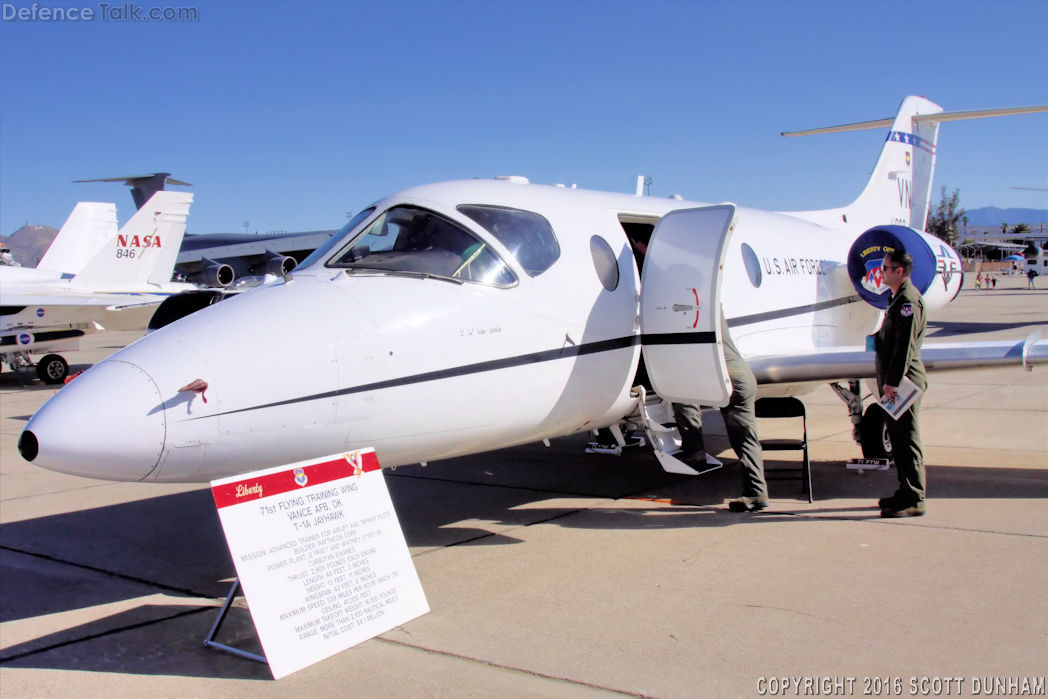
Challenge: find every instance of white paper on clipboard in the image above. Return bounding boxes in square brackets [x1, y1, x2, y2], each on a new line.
[878, 376, 923, 421]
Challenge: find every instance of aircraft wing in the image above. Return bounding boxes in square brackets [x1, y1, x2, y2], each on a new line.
[2, 290, 173, 310]
[175, 230, 334, 284]
[748, 335, 1048, 384]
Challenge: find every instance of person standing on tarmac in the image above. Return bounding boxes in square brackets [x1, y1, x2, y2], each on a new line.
[875, 249, 928, 518]
[719, 320, 769, 513]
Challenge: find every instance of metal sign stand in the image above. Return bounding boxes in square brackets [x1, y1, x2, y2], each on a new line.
[202, 577, 267, 665]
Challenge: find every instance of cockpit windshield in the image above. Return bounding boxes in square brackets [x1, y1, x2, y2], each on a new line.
[457, 205, 560, 276]
[327, 206, 517, 287]
[298, 207, 376, 269]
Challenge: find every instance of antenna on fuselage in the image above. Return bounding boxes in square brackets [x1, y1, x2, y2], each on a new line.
[635, 176, 653, 196]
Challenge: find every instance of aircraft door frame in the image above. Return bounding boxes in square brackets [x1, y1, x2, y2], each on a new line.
[640, 205, 736, 407]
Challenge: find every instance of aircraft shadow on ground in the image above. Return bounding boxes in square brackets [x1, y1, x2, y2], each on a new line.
[0, 602, 272, 680]
[927, 319, 1048, 337]
[961, 289, 1044, 298]
[0, 361, 94, 392]
[1, 439, 1044, 679]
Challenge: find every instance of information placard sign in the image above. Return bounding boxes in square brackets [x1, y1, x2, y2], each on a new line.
[211, 449, 428, 679]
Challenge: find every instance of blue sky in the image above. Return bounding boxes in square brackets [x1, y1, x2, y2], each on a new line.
[1, 0, 1046, 235]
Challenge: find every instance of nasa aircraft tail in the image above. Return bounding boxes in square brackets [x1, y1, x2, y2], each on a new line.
[69, 190, 193, 290]
[36, 202, 119, 276]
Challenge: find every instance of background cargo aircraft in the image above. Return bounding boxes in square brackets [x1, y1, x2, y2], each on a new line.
[0, 191, 195, 382]
[17, 96, 1048, 481]
[76, 174, 316, 288]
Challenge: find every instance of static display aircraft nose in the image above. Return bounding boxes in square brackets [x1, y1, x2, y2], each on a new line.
[20, 360, 167, 481]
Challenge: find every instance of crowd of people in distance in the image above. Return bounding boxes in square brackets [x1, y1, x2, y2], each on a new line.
[974, 272, 999, 290]
[975, 269, 1039, 290]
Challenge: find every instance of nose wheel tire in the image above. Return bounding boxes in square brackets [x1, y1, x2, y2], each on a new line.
[36, 354, 69, 385]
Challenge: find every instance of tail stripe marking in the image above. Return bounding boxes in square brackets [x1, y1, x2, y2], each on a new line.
[886, 131, 935, 154]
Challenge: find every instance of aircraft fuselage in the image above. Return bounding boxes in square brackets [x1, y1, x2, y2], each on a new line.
[20, 179, 893, 482]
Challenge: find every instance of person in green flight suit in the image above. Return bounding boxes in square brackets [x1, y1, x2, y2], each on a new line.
[875, 249, 928, 518]
[674, 314, 769, 513]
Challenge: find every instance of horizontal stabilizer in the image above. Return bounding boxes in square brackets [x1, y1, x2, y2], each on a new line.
[782, 104, 1048, 137]
[75, 173, 192, 210]
[75, 174, 192, 186]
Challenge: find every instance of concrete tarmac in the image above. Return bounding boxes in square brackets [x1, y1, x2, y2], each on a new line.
[2, 275, 1046, 697]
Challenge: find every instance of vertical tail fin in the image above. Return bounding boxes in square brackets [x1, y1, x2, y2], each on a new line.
[70, 191, 193, 290]
[849, 95, 943, 230]
[36, 202, 119, 276]
[908, 110, 941, 231]
[784, 98, 1046, 233]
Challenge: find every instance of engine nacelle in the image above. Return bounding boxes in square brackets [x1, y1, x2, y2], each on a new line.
[847, 225, 963, 312]
[252, 251, 297, 277]
[186, 261, 235, 288]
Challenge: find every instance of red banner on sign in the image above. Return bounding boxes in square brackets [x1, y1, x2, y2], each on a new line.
[211, 450, 380, 509]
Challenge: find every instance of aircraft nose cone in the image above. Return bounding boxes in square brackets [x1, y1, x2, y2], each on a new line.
[20, 360, 167, 481]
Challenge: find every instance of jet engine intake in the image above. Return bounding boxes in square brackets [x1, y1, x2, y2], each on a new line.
[252, 251, 297, 277]
[186, 260, 235, 288]
[847, 225, 963, 311]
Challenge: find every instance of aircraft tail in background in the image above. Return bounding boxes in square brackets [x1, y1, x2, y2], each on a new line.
[35, 202, 119, 276]
[69, 191, 193, 290]
[74, 173, 192, 211]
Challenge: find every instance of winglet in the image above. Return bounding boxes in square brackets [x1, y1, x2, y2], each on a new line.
[1022, 330, 1043, 372]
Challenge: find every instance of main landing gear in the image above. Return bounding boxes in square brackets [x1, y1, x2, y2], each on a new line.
[2, 352, 70, 384]
[831, 380, 894, 460]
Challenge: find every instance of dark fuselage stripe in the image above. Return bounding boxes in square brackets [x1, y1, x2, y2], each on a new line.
[1, 329, 85, 346]
[726, 295, 862, 328]
[640, 331, 717, 345]
[196, 296, 862, 419]
[202, 334, 651, 418]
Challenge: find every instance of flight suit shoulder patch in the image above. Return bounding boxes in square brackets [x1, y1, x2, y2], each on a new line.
[900, 303, 914, 317]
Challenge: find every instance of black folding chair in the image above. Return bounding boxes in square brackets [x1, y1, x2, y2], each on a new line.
[755, 397, 812, 502]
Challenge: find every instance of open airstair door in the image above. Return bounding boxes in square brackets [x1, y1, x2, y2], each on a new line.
[640, 205, 736, 408]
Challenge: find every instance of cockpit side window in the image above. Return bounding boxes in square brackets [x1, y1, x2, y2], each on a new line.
[457, 205, 560, 276]
[328, 206, 516, 287]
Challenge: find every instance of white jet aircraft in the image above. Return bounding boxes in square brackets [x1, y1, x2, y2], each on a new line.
[17, 96, 1048, 480]
[1, 191, 196, 382]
